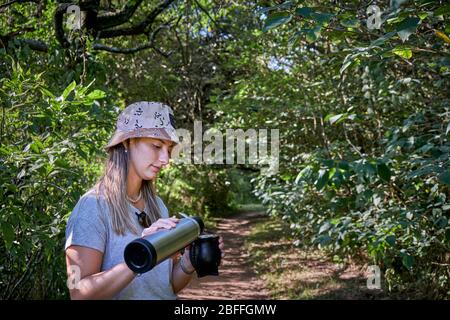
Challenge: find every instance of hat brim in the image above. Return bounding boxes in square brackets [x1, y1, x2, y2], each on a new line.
[104, 128, 179, 151]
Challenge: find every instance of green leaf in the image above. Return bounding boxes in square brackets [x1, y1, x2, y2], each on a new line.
[370, 31, 397, 47]
[340, 16, 360, 28]
[392, 46, 412, 59]
[305, 25, 322, 43]
[256, 1, 294, 15]
[263, 12, 292, 32]
[295, 166, 313, 184]
[317, 234, 332, 246]
[406, 165, 435, 180]
[327, 114, 344, 124]
[434, 5, 450, 16]
[328, 167, 337, 179]
[5, 183, 18, 193]
[402, 254, 414, 270]
[319, 221, 331, 234]
[340, 53, 362, 75]
[438, 170, 450, 186]
[62, 81, 76, 100]
[435, 216, 448, 229]
[390, 0, 407, 9]
[55, 158, 70, 169]
[417, 11, 429, 20]
[1, 222, 15, 248]
[363, 162, 377, 176]
[396, 17, 420, 42]
[295, 8, 333, 25]
[295, 7, 313, 18]
[0, 145, 11, 155]
[315, 169, 329, 191]
[40, 87, 55, 98]
[313, 12, 333, 25]
[385, 235, 396, 247]
[17, 168, 26, 179]
[86, 89, 106, 100]
[75, 146, 88, 160]
[337, 161, 349, 171]
[377, 163, 391, 182]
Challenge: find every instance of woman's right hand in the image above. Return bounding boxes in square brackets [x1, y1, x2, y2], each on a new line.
[141, 216, 179, 237]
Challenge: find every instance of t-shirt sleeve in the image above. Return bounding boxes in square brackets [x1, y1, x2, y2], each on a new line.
[65, 193, 108, 253]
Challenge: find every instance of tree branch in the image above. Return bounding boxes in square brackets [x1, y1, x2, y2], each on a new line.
[192, 0, 226, 35]
[92, 42, 155, 54]
[0, 33, 48, 52]
[54, 1, 101, 48]
[96, 0, 144, 30]
[92, 23, 172, 56]
[97, 0, 175, 39]
[54, 3, 71, 48]
[18, 38, 48, 52]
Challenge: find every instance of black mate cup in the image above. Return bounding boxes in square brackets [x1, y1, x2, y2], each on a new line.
[189, 233, 222, 278]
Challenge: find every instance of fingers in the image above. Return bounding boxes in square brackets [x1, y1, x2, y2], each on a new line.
[159, 218, 178, 228]
[141, 217, 179, 237]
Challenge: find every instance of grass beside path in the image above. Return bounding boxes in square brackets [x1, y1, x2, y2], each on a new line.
[244, 214, 389, 300]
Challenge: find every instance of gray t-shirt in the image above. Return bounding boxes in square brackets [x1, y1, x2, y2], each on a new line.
[64, 188, 178, 300]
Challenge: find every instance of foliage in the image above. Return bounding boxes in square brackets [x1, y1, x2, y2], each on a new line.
[236, 0, 450, 298]
[1, 0, 449, 299]
[0, 55, 114, 298]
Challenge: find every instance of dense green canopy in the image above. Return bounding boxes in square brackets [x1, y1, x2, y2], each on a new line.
[0, 0, 449, 299]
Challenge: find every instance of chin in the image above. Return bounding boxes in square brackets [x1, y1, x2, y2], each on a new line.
[145, 171, 157, 180]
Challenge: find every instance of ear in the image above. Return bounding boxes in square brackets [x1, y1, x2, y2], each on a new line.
[122, 139, 130, 150]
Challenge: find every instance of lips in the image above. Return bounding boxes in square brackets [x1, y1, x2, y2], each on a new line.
[150, 165, 161, 173]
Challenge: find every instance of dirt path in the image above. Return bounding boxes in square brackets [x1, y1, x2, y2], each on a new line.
[177, 211, 270, 300]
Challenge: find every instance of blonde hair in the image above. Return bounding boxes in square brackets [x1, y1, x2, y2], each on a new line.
[93, 140, 162, 235]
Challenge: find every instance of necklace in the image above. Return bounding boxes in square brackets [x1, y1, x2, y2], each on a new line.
[126, 190, 142, 203]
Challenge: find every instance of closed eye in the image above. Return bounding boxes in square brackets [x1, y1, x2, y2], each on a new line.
[153, 144, 162, 149]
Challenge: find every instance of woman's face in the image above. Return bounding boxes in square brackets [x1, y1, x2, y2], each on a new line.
[128, 137, 175, 180]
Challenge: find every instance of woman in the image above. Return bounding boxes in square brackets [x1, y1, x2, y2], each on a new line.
[64, 101, 225, 300]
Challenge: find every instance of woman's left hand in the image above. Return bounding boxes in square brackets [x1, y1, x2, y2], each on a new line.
[182, 235, 226, 271]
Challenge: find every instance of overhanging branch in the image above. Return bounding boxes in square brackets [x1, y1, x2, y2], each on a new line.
[97, 0, 175, 39]
[54, 3, 71, 48]
[96, 0, 144, 30]
[0, 36, 48, 52]
[93, 23, 172, 56]
[92, 42, 157, 54]
[19, 38, 48, 52]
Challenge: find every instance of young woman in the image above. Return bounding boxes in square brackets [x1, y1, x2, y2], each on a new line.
[64, 101, 224, 299]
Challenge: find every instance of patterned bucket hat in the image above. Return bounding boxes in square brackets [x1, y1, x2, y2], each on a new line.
[104, 101, 179, 151]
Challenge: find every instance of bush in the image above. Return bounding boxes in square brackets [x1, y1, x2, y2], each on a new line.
[253, 111, 450, 298]
[0, 59, 114, 298]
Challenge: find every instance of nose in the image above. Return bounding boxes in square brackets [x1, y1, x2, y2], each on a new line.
[159, 147, 170, 166]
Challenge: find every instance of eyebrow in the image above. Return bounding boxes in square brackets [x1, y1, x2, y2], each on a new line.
[154, 138, 175, 148]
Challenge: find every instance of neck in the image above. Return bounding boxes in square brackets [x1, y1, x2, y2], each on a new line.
[127, 164, 143, 198]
